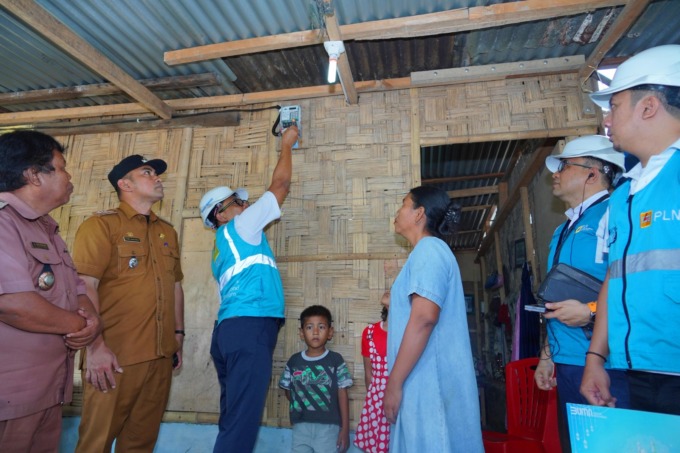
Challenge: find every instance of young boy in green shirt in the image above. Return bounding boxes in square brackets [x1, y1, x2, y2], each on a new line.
[279, 305, 353, 453]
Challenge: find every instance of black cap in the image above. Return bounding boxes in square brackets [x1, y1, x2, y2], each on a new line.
[107, 154, 167, 189]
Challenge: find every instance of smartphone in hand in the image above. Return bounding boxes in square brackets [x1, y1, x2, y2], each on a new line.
[524, 304, 547, 313]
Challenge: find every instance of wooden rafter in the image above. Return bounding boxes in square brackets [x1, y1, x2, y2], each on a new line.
[0, 0, 173, 119]
[0, 73, 219, 106]
[323, 3, 358, 104]
[0, 55, 587, 125]
[164, 30, 324, 65]
[164, 0, 627, 65]
[412, 55, 585, 87]
[344, 0, 627, 40]
[33, 111, 239, 136]
[579, 0, 652, 88]
[476, 141, 557, 258]
[447, 185, 498, 199]
[462, 204, 493, 212]
[423, 172, 505, 184]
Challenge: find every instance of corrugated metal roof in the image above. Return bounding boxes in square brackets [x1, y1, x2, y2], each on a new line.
[608, 0, 680, 59]
[2, 1, 678, 106]
[422, 139, 527, 250]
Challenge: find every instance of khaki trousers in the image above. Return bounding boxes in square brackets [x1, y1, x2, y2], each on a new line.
[76, 357, 172, 453]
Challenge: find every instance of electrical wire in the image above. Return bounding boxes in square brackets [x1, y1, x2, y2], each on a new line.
[33, 105, 281, 131]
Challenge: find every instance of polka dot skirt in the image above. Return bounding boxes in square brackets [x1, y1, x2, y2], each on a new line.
[354, 323, 390, 453]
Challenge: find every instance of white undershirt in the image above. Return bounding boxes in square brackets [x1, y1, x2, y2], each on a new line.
[598, 141, 679, 259]
[232, 191, 281, 245]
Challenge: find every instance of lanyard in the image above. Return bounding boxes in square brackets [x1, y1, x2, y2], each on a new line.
[551, 194, 609, 267]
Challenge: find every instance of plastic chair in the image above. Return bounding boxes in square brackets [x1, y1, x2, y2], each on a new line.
[482, 358, 561, 453]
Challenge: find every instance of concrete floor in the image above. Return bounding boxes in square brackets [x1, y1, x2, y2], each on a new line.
[59, 416, 366, 453]
[59, 382, 508, 452]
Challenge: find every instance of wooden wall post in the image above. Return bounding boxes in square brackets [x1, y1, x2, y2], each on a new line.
[494, 231, 506, 302]
[520, 186, 538, 289]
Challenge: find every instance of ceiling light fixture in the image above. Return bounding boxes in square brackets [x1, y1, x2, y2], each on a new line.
[323, 41, 345, 84]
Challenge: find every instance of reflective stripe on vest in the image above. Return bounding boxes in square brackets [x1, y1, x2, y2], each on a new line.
[609, 248, 680, 279]
[217, 225, 278, 291]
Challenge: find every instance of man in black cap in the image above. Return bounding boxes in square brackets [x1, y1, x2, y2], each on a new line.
[73, 154, 185, 452]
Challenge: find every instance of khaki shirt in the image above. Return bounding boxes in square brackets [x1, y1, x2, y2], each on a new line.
[73, 202, 183, 366]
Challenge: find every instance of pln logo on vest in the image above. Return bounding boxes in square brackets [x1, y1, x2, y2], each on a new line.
[640, 210, 652, 228]
[640, 209, 680, 228]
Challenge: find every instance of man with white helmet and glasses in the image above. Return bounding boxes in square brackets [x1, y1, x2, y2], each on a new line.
[535, 135, 629, 452]
[580, 45, 680, 416]
[199, 125, 298, 453]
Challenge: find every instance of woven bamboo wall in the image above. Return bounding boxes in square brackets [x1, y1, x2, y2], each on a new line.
[51, 73, 598, 427]
[418, 73, 597, 145]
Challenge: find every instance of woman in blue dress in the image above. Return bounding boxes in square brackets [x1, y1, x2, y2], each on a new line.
[384, 186, 483, 452]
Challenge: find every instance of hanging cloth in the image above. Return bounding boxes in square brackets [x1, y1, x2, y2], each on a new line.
[517, 261, 541, 359]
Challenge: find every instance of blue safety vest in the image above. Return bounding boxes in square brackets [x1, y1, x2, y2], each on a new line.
[607, 150, 680, 372]
[212, 221, 284, 323]
[546, 197, 608, 366]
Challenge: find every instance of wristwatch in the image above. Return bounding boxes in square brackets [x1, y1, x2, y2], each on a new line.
[587, 302, 597, 320]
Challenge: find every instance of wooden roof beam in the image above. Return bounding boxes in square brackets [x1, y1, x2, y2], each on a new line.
[164, 0, 626, 65]
[447, 185, 498, 199]
[345, 0, 627, 40]
[462, 204, 493, 212]
[423, 172, 505, 184]
[33, 111, 239, 136]
[412, 55, 585, 87]
[579, 0, 652, 88]
[0, 73, 219, 106]
[323, 3, 358, 104]
[0, 0, 173, 119]
[476, 141, 557, 258]
[164, 30, 323, 65]
[0, 55, 586, 125]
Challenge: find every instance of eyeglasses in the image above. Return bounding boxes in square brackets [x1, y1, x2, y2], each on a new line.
[216, 197, 248, 214]
[556, 160, 594, 173]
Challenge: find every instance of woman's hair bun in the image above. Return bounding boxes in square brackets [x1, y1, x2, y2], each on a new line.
[437, 201, 461, 237]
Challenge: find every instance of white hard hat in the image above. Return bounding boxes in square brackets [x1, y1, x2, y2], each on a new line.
[199, 186, 249, 229]
[545, 135, 625, 174]
[590, 44, 680, 108]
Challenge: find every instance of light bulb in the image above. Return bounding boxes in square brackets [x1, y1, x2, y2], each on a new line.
[328, 56, 338, 83]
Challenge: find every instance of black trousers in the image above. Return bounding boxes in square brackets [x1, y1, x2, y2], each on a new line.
[210, 317, 280, 453]
[628, 370, 680, 415]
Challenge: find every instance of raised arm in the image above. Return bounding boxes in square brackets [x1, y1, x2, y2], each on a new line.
[267, 125, 298, 206]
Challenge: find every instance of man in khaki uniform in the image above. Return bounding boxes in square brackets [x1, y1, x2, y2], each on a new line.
[73, 155, 185, 452]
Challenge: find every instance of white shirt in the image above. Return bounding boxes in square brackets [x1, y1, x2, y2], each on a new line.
[233, 191, 281, 245]
[565, 189, 610, 228]
[562, 190, 610, 264]
[625, 140, 679, 194]
[597, 139, 680, 260]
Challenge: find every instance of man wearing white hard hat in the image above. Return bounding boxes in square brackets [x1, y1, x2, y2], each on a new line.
[199, 125, 299, 453]
[535, 135, 629, 451]
[581, 45, 680, 417]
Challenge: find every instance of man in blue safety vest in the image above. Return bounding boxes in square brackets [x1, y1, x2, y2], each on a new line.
[580, 44, 680, 416]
